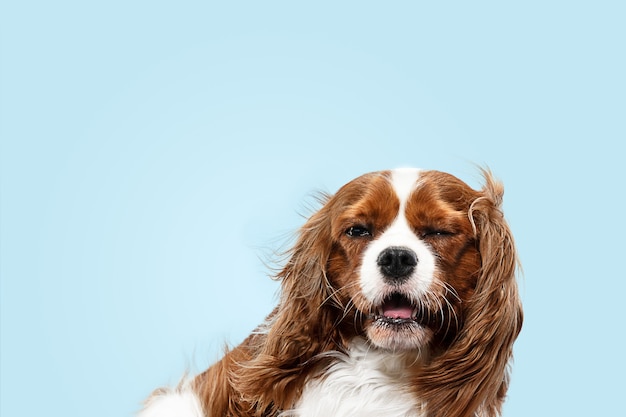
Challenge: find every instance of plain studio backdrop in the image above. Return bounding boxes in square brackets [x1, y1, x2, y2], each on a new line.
[1, 1, 624, 416]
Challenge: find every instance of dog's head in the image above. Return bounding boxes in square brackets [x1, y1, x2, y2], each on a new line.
[282, 168, 520, 347]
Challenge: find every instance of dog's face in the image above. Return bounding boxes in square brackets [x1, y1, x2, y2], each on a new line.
[326, 168, 483, 352]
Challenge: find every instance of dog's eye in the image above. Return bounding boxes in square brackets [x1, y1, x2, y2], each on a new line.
[345, 225, 372, 238]
[422, 229, 454, 238]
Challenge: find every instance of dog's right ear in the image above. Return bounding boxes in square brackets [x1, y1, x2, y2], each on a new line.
[230, 191, 342, 415]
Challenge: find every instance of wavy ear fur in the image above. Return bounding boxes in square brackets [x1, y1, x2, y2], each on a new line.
[229, 193, 344, 416]
[417, 169, 523, 417]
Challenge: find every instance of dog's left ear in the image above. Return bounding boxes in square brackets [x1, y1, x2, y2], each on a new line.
[418, 170, 523, 417]
[466, 169, 523, 415]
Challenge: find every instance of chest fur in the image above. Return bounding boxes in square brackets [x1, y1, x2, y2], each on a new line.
[284, 340, 424, 417]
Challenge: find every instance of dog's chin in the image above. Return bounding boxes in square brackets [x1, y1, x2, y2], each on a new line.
[365, 316, 434, 352]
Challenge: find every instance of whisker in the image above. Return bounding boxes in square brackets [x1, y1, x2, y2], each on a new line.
[318, 278, 359, 311]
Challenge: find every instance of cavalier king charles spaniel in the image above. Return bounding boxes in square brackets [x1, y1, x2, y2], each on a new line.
[139, 168, 523, 417]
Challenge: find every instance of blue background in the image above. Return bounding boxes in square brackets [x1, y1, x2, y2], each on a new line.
[1, 1, 624, 416]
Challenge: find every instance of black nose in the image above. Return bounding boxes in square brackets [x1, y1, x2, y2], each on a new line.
[377, 247, 418, 283]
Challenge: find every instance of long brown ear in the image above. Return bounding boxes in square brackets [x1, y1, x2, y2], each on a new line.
[417, 169, 523, 417]
[231, 194, 343, 415]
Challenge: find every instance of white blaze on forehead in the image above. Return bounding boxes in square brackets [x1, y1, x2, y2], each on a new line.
[390, 168, 422, 207]
[359, 168, 436, 304]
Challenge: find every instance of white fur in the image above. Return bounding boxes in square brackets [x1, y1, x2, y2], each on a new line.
[285, 338, 425, 417]
[359, 168, 436, 304]
[137, 385, 204, 417]
[390, 168, 422, 205]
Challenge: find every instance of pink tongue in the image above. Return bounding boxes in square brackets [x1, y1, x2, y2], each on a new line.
[383, 305, 413, 319]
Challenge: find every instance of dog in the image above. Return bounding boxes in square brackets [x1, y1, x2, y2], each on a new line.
[138, 168, 523, 417]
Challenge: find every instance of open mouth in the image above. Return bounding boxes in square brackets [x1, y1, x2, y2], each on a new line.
[372, 292, 422, 326]
[366, 292, 434, 351]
